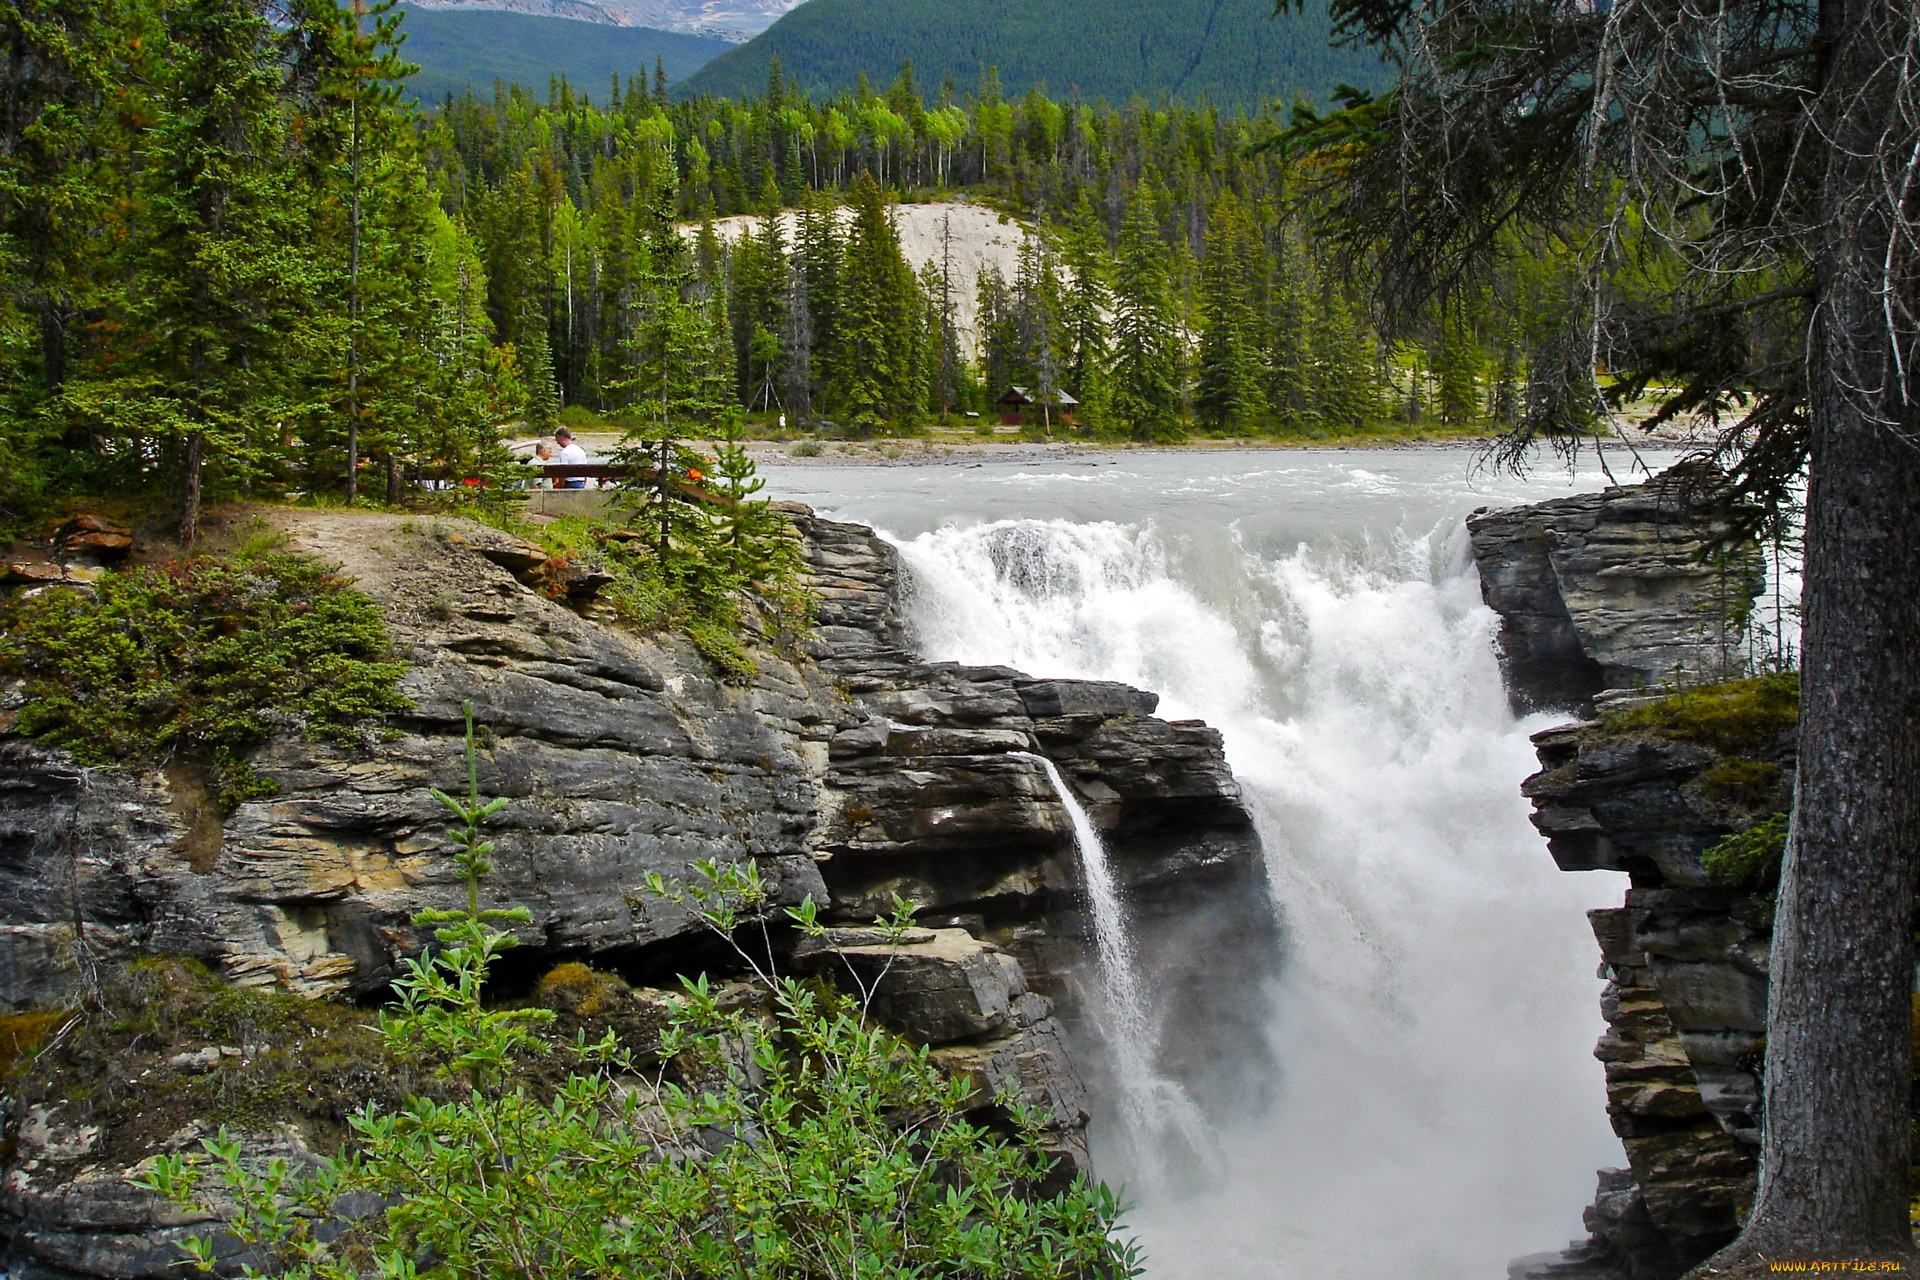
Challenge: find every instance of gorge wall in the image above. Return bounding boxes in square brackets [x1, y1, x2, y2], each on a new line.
[0, 504, 1273, 1279]
[1471, 468, 1786, 1280]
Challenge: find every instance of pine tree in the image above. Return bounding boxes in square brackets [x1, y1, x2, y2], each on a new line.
[1431, 310, 1482, 428]
[835, 174, 921, 432]
[1194, 192, 1268, 434]
[285, 0, 426, 499]
[0, 0, 122, 423]
[793, 191, 842, 417]
[1059, 196, 1112, 405]
[1110, 199, 1185, 442]
[69, 0, 312, 539]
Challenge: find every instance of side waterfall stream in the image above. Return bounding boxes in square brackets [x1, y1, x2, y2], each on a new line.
[763, 450, 1667, 1279]
[1012, 750, 1222, 1190]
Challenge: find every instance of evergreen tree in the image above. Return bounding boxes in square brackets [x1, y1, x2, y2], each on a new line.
[835, 174, 921, 432]
[1059, 195, 1112, 403]
[1430, 309, 1482, 428]
[66, 0, 312, 539]
[1109, 199, 1184, 442]
[1193, 192, 1267, 433]
[285, 0, 427, 498]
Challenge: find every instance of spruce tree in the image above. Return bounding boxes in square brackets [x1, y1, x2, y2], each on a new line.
[1110, 199, 1185, 442]
[1059, 195, 1112, 405]
[1194, 192, 1268, 434]
[74, 0, 310, 539]
[835, 174, 921, 432]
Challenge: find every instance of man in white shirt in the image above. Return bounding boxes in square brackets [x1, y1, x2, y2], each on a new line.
[551, 427, 589, 488]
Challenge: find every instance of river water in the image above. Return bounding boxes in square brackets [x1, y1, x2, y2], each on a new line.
[760, 446, 1672, 1280]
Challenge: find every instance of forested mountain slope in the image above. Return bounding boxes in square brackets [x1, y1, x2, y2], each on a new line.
[398, 8, 730, 101]
[403, 0, 804, 40]
[677, 0, 1384, 107]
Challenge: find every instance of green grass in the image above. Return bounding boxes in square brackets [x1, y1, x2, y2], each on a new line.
[677, 0, 1386, 109]
[395, 8, 732, 104]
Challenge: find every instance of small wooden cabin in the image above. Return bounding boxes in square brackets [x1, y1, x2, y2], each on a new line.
[996, 386, 1079, 426]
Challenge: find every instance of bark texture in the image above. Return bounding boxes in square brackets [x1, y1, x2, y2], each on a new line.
[1699, 0, 1920, 1264]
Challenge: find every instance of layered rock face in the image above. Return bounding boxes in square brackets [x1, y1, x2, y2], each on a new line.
[1510, 722, 1785, 1280]
[1473, 471, 1783, 1280]
[1468, 464, 1764, 714]
[1, 504, 1267, 1278]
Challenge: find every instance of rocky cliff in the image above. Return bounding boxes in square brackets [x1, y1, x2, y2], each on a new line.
[1468, 464, 1765, 714]
[1473, 470, 1789, 1280]
[0, 504, 1270, 1279]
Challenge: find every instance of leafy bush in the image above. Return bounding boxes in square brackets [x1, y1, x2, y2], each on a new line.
[1702, 813, 1790, 887]
[146, 711, 1139, 1280]
[0, 550, 410, 806]
[791, 438, 823, 456]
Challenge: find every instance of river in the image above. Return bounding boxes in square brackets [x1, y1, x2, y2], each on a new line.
[759, 446, 1673, 1280]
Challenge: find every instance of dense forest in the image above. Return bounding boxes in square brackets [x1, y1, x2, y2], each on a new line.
[395, 7, 730, 103]
[676, 0, 1383, 110]
[0, 0, 1559, 537]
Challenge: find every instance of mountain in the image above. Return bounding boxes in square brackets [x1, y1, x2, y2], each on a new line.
[675, 0, 1385, 108]
[397, 9, 732, 101]
[402, 0, 806, 42]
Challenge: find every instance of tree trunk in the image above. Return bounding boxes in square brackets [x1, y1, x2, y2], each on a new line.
[38, 298, 66, 393]
[1692, 0, 1920, 1269]
[176, 431, 204, 545]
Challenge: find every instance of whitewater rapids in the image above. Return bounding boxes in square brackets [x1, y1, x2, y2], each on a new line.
[760, 448, 1661, 1279]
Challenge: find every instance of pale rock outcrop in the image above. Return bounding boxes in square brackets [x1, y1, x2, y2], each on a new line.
[1468, 464, 1764, 712]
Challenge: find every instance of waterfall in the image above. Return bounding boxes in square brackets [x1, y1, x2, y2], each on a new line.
[762, 451, 1649, 1280]
[1012, 750, 1220, 1190]
[889, 514, 1619, 1279]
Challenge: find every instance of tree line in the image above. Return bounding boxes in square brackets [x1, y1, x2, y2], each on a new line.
[1, 4, 1574, 539]
[438, 59, 1565, 440]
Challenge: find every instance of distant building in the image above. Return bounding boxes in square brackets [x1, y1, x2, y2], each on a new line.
[996, 385, 1079, 427]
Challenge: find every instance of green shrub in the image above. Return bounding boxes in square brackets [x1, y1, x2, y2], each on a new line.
[1701, 813, 1790, 887]
[1604, 672, 1799, 755]
[481, 432, 811, 679]
[14, 957, 411, 1162]
[555, 404, 614, 434]
[0, 550, 410, 806]
[146, 710, 1139, 1280]
[1695, 757, 1785, 810]
[791, 438, 823, 456]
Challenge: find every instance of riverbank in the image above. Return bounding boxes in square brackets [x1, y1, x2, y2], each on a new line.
[527, 424, 1713, 470]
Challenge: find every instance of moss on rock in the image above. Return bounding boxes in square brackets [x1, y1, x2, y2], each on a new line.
[1603, 672, 1799, 756]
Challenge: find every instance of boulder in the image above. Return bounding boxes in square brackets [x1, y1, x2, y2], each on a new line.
[793, 926, 1027, 1043]
[55, 516, 134, 563]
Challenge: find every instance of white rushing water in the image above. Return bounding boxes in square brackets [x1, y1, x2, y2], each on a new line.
[1013, 750, 1221, 1191]
[761, 449, 1666, 1279]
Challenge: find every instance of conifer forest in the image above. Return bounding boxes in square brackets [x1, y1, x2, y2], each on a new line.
[0, 0, 1578, 535]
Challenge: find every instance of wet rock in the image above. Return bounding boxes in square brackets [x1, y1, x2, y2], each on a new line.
[3, 503, 1270, 1277]
[1478, 473, 1791, 1280]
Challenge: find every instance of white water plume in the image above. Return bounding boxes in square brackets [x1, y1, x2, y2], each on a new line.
[760, 452, 1651, 1279]
[1012, 750, 1222, 1192]
[889, 512, 1621, 1279]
